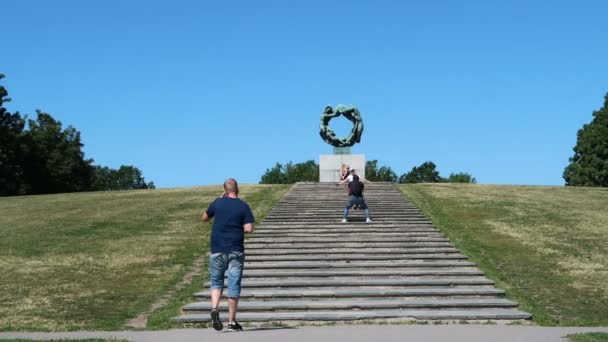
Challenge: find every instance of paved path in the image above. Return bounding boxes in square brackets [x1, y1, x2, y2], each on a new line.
[2, 326, 608, 342]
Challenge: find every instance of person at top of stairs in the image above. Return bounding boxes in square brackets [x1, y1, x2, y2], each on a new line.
[340, 170, 372, 223]
[339, 163, 350, 182]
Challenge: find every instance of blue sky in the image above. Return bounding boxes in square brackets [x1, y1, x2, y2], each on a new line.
[3, 0, 607, 187]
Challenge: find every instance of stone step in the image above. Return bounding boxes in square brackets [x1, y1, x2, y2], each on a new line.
[268, 209, 422, 213]
[204, 277, 494, 288]
[240, 268, 482, 277]
[246, 237, 450, 243]
[246, 247, 458, 255]
[173, 308, 532, 322]
[266, 212, 425, 216]
[254, 223, 435, 228]
[253, 228, 439, 235]
[193, 287, 506, 299]
[245, 253, 465, 262]
[246, 242, 454, 249]
[256, 223, 435, 229]
[243, 260, 476, 269]
[183, 298, 518, 312]
[263, 217, 429, 221]
[248, 232, 444, 239]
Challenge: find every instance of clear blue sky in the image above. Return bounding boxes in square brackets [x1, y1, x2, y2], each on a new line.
[3, 0, 607, 187]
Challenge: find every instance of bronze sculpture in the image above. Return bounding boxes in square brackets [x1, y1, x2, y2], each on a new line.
[319, 105, 364, 147]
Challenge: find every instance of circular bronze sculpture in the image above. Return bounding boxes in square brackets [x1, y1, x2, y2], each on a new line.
[319, 105, 364, 147]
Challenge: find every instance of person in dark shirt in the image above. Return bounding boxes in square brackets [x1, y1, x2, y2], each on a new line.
[202, 178, 254, 331]
[339, 170, 372, 223]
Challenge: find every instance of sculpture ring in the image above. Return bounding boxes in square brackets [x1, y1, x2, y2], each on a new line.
[319, 105, 364, 147]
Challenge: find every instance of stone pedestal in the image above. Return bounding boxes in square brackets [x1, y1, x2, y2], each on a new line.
[319, 154, 365, 182]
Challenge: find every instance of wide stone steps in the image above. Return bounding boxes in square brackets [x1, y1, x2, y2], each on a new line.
[193, 287, 506, 299]
[204, 277, 496, 288]
[174, 182, 531, 324]
[174, 309, 531, 322]
[246, 248, 459, 255]
[239, 268, 482, 277]
[183, 298, 518, 312]
[245, 254, 465, 262]
[243, 260, 477, 269]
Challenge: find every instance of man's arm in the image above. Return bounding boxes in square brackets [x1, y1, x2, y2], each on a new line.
[243, 223, 254, 233]
[202, 211, 212, 222]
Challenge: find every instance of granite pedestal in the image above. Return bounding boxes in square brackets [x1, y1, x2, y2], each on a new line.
[319, 154, 365, 182]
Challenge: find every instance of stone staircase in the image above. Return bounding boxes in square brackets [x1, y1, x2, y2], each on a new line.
[174, 182, 531, 323]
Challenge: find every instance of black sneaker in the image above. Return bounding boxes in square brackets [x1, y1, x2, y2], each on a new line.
[227, 321, 243, 331]
[210, 308, 223, 331]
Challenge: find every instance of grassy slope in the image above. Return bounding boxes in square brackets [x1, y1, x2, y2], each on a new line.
[568, 333, 608, 342]
[0, 185, 290, 331]
[399, 184, 608, 326]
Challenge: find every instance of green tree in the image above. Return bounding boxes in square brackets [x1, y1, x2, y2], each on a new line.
[91, 164, 154, 190]
[260, 160, 319, 184]
[399, 161, 444, 183]
[0, 74, 27, 195]
[23, 110, 94, 194]
[260, 163, 286, 184]
[447, 172, 477, 184]
[365, 160, 398, 182]
[564, 93, 608, 187]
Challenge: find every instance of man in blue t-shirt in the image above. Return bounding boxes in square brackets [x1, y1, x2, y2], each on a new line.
[202, 178, 254, 332]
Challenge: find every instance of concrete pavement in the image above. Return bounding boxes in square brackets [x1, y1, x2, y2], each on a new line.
[2, 325, 608, 342]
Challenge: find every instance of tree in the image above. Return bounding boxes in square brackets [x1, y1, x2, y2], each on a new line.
[399, 161, 444, 183]
[563, 93, 608, 187]
[0, 74, 27, 195]
[91, 165, 155, 190]
[260, 160, 319, 184]
[365, 160, 398, 182]
[260, 163, 286, 184]
[23, 110, 94, 194]
[447, 172, 477, 184]
[0, 74, 156, 196]
[283, 160, 319, 183]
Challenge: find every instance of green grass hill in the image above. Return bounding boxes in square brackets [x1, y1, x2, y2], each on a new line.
[1, 183, 607, 330]
[399, 184, 608, 326]
[0, 185, 290, 331]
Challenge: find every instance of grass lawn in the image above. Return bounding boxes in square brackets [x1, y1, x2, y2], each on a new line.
[568, 333, 608, 342]
[0, 184, 290, 331]
[399, 184, 608, 326]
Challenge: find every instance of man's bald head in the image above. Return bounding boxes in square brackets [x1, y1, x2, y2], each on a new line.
[223, 178, 239, 195]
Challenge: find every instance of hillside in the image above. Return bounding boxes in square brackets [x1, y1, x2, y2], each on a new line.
[399, 184, 608, 326]
[0, 185, 290, 331]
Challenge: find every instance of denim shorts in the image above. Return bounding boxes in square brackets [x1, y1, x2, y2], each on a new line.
[346, 195, 368, 209]
[209, 252, 245, 298]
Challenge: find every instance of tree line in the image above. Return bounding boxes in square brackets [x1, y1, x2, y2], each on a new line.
[259, 159, 476, 184]
[0, 74, 154, 196]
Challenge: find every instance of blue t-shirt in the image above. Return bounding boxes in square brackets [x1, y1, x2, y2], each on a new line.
[206, 196, 255, 254]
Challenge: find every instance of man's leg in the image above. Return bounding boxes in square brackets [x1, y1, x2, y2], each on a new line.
[228, 297, 239, 322]
[211, 289, 222, 309]
[343, 196, 355, 221]
[226, 252, 245, 330]
[359, 198, 371, 222]
[209, 253, 227, 331]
